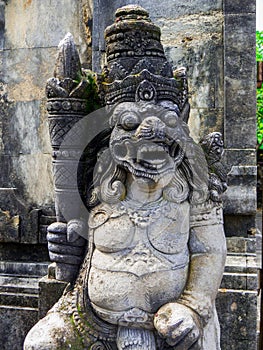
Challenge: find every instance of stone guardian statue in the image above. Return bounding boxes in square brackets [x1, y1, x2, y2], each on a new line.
[24, 5, 227, 350]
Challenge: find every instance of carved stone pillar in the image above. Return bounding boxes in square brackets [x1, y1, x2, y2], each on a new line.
[222, 0, 257, 237]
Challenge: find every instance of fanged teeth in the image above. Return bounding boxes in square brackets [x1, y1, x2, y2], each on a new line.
[136, 143, 168, 169]
[123, 159, 174, 180]
[138, 144, 166, 153]
[125, 163, 155, 179]
[138, 159, 166, 169]
[133, 169, 155, 179]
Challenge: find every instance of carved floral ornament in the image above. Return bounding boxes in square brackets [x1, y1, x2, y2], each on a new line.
[24, 5, 227, 350]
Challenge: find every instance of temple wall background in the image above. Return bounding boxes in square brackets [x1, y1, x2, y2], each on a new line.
[0, 1, 259, 349]
[1, 0, 91, 206]
[0, 0, 92, 245]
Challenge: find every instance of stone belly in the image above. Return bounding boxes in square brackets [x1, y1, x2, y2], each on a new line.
[88, 262, 188, 315]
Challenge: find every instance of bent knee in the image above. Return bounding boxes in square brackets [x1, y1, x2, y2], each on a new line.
[24, 312, 75, 350]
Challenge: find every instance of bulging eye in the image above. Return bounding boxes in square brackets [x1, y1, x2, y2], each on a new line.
[119, 113, 140, 130]
[162, 112, 178, 128]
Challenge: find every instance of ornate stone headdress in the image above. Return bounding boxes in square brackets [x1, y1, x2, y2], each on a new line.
[99, 5, 189, 119]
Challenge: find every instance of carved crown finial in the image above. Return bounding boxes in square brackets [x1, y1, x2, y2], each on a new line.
[105, 5, 164, 63]
[99, 5, 189, 114]
[115, 5, 149, 20]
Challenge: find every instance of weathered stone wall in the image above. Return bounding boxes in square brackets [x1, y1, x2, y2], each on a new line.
[0, 0, 92, 246]
[222, 0, 257, 236]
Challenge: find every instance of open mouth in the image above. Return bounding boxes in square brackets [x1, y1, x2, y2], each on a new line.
[136, 143, 169, 170]
[112, 139, 176, 179]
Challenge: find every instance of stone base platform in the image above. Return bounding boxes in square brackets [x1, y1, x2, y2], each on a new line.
[0, 261, 49, 350]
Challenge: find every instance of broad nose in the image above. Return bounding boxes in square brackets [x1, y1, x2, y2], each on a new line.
[134, 116, 166, 140]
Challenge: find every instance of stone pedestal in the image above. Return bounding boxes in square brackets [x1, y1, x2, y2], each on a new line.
[217, 237, 259, 349]
[38, 275, 67, 319]
[0, 261, 49, 350]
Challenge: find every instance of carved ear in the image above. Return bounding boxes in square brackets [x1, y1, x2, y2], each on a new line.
[199, 132, 228, 202]
[184, 143, 209, 205]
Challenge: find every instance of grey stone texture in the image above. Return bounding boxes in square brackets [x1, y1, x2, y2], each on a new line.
[0, 2, 4, 50]
[223, 167, 257, 223]
[0, 306, 38, 350]
[216, 291, 258, 349]
[36, 236, 259, 350]
[0, 261, 48, 350]
[92, 0, 257, 241]
[38, 276, 67, 319]
[24, 7, 227, 349]
[0, 1, 256, 237]
[0, 0, 90, 245]
[224, 0, 256, 15]
[4, 0, 80, 49]
[222, 1, 257, 238]
[216, 235, 259, 349]
[0, 0, 259, 349]
[93, 0, 224, 142]
[0, 1, 90, 348]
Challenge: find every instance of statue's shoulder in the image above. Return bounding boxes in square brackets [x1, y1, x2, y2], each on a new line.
[190, 200, 223, 228]
[88, 202, 125, 229]
[163, 200, 190, 221]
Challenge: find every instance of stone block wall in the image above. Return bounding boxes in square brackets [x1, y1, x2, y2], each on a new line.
[0, 0, 92, 248]
[222, 0, 257, 236]
[217, 237, 258, 349]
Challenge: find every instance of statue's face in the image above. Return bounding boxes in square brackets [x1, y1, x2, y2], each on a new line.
[109, 102, 185, 187]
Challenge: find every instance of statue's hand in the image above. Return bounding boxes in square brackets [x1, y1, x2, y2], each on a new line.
[154, 303, 202, 350]
[47, 220, 87, 282]
[47, 220, 86, 263]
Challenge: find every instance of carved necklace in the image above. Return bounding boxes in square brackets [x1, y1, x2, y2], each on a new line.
[118, 197, 171, 227]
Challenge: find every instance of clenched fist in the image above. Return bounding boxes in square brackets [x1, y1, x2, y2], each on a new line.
[154, 303, 202, 349]
[47, 219, 87, 282]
